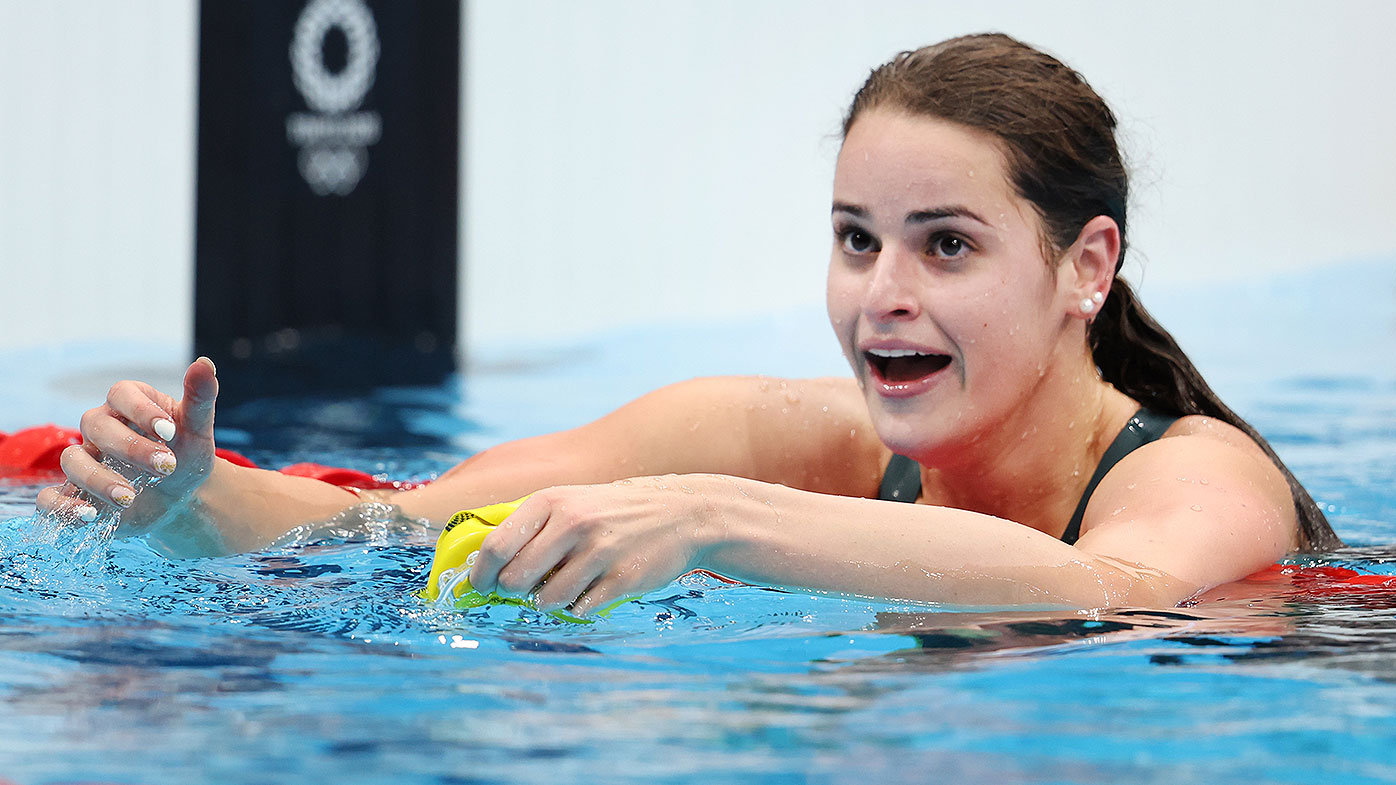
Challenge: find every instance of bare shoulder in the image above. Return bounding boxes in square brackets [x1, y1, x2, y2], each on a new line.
[1074, 414, 1298, 589]
[714, 376, 889, 497]
[596, 375, 888, 496]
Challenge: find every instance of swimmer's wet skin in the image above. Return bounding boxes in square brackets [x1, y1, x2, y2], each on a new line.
[421, 496, 632, 623]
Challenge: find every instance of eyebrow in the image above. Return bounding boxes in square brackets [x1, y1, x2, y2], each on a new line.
[831, 202, 990, 227]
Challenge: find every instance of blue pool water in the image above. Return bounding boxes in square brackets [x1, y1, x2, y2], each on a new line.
[1, 261, 1394, 784]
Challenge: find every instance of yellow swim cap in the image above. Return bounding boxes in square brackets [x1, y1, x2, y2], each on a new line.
[420, 497, 527, 606]
[420, 495, 632, 622]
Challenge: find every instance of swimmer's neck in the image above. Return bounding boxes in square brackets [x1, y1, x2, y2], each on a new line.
[916, 355, 1139, 536]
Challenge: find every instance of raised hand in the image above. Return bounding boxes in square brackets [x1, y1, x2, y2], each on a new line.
[37, 357, 220, 528]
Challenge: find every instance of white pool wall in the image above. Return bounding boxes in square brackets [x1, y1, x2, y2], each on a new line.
[2, 0, 1395, 356]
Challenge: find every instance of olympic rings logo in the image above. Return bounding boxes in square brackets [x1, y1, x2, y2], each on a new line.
[290, 0, 379, 115]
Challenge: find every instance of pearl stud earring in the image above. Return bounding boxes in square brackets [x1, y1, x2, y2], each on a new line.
[1080, 298, 1095, 314]
[1092, 291, 1104, 305]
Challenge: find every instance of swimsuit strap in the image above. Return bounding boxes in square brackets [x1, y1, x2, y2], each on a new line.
[878, 452, 922, 502]
[876, 407, 1181, 545]
[1059, 408, 1180, 545]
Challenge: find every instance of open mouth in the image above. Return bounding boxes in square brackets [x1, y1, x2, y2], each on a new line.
[865, 348, 952, 384]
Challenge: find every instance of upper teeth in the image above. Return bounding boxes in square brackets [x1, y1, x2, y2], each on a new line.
[868, 349, 927, 358]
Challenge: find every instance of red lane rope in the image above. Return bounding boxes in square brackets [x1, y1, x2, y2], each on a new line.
[0, 424, 415, 491]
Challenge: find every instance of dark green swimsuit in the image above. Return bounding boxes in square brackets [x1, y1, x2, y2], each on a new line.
[876, 408, 1181, 545]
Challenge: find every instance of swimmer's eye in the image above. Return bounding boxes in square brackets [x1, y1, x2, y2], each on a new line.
[837, 228, 880, 255]
[928, 233, 971, 259]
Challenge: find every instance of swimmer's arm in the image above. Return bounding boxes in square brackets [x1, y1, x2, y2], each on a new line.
[693, 435, 1295, 609]
[387, 375, 886, 524]
[172, 375, 879, 553]
[44, 368, 879, 556]
[1068, 427, 1298, 592]
[472, 433, 1294, 612]
[690, 478, 1196, 609]
[138, 460, 364, 555]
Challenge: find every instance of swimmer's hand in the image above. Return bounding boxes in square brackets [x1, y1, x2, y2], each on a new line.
[37, 357, 220, 528]
[464, 478, 713, 618]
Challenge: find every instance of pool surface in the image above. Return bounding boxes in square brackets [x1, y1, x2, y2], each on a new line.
[1, 262, 1394, 784]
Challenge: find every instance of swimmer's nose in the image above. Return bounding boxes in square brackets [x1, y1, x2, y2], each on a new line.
[862, 248, 921, 323]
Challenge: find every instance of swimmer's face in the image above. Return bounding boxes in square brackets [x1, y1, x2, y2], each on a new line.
[826, 111, 1080, 461]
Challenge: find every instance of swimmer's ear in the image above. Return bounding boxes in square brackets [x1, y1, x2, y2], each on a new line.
[1058, 215, 1120, 320]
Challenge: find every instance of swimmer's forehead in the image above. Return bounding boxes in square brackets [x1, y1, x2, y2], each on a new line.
[833, 110, 1030, 229]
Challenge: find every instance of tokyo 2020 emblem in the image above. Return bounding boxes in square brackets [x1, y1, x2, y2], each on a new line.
[286, 0, 383, 196]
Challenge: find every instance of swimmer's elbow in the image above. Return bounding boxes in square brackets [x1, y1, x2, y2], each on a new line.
[1078, 555, 1200, 609]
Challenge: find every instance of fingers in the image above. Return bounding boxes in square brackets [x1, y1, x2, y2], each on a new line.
[58, 444, 139, 509]
[178, 357, 219, 441]
[36, 484, 99, 523]
[104, 379, 178, 443]
[79, 405, 177, 478]
[532, 558, 608, 614]
[468, 490, 637, 617]
[566, 578, 631, 618]
[467, 495, 554, 595]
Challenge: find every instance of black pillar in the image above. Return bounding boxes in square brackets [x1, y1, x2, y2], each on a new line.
[194, 0, 460, 402]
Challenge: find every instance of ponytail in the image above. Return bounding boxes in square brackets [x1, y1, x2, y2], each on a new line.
[1091, 278, 1342, 551]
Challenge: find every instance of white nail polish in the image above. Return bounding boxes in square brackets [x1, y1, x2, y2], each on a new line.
[77, 505, 98, 523]
[153, 418, 176, 441]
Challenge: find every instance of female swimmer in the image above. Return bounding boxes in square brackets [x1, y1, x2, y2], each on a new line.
[39, 33, 1341, 614]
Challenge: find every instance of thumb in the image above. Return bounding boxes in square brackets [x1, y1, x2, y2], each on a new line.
[177, 356, 220, 442]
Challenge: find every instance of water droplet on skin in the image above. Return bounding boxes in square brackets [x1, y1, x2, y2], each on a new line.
[821, 406, 829, 413]
[849, 429, 857, 438]
[1190, 504, 1203, 512]
[1200, 479, 1209, 485]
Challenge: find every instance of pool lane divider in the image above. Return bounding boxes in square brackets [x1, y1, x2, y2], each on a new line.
[0, 424, 414, 490]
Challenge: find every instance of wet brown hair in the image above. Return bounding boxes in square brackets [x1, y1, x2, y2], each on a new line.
[843, 33, 1341, 551]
